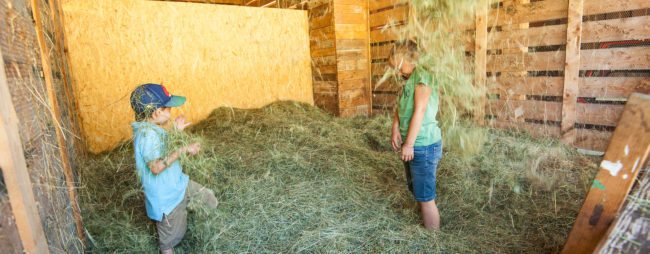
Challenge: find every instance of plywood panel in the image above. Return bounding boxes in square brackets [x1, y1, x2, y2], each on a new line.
[62, 0, 313, 152]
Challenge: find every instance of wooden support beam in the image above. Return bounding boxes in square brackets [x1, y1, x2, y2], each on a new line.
[30, 0, 85, 243]
[562, 93, 650, 254]
[0, 47, 50, 254]
[560, 0, 583, 145]
[473, 0, 488, 124]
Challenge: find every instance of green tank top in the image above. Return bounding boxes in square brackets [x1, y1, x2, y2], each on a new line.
[397, 66, 441, 147]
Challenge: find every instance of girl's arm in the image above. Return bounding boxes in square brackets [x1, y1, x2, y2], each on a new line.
[401, 84, 432, 161]
[391, 108, 402, 151]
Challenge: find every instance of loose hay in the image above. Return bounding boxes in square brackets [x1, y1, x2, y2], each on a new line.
[78, 102, 598, 253]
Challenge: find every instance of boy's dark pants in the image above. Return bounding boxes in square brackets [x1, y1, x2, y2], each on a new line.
[156, 180, 218, 250]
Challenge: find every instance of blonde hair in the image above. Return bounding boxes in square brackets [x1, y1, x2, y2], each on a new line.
[388, 39, 419, 62]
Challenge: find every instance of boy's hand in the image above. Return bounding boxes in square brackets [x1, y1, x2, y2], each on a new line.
[391, 129, 402, 152]
[173, 115, 192, 131]
[401, 145, 414, 162]
[183, 142, 201, 156]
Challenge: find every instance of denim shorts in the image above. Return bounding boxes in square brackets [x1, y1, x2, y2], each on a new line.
[404, 141, 443, 202]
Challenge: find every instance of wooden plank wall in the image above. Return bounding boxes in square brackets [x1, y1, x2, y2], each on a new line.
[308, 0, 340, 114]
[369, 0, 650, 152]
[0, 0, 84, 252]
[369, 0, 408, 115]
[334, 0, 371, 117]
[485, 0, 650, 152]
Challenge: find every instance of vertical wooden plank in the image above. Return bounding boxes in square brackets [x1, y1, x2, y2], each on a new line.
[560, 0, 583, 144]
[366, 0, 372, 115]
[562, 93, 650, 254]
[0, 47, 50, 254]
[30, 0, 85, 242]
[474, 0, 488, 124]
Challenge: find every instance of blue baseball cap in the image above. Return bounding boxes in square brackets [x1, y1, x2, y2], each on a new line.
[130, 83, 186, 114]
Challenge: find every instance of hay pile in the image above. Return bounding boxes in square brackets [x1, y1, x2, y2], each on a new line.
[77, 102, 598, 253]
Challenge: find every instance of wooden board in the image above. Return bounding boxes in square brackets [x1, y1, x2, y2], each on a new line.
[0, 46, 49, 254]
[595, 168, 650, 253]
[486, 47, 649, 72]
[579, 77, 650, 98]
[576, 103, 625, 126]
[488, 14, 649, 50]
[490, 120, 561, 138]
[62, 0, 313, 152]
[334, 0, 370, 116]
[487, 51, 565, 72]
[560, 0, 583, 144]
[488, 0, 568, 27]
[488, 99, 562, 122]
[488, 76, 564, 96]
[369, 5, 407, 28]
[583, 16, 650, 43]
[488, 76, 650, 98]
[562, 93, 650, 254]
[584, 0, 650, 16]
[575, 128, 613, 152]
[369, 0, 406, 12]
[581, 47, 650, 71]
[370, 24, 403, 43]
[372, 93, 397, 108]
[488, 0, 650, 30]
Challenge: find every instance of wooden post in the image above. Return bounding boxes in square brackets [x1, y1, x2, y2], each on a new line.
[473, 0, 487, 124]
[30, 0, 85, 243]
[562, 93, 650, 254]
[560, 0, 583, 145]
[0, 48, 50, 253]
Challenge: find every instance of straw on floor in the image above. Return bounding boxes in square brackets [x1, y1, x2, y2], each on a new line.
[77, 101, 598, 253]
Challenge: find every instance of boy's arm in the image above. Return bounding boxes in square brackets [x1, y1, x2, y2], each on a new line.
[402, 84, 432, 160]
[147, 148, 185, 175]
[147, 142, 200, 175]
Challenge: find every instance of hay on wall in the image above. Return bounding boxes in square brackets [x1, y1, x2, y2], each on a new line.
[61, 0, 313, 153]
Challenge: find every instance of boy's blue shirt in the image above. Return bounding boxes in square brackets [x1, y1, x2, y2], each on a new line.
[132, 121, 189, 221]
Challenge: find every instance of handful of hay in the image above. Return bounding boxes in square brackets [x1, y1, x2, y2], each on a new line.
[78, 101, 597, 253]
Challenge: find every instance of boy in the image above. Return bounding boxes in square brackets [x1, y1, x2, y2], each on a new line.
[130, 83, 218, 253]
[388, 40, 443, 230]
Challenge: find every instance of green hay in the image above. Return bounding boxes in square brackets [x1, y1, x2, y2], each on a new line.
[77, 102, 598, 253]
[377, 0, 489, 158]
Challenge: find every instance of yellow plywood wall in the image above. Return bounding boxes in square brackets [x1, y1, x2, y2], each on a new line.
[62, 0, 313, 153]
